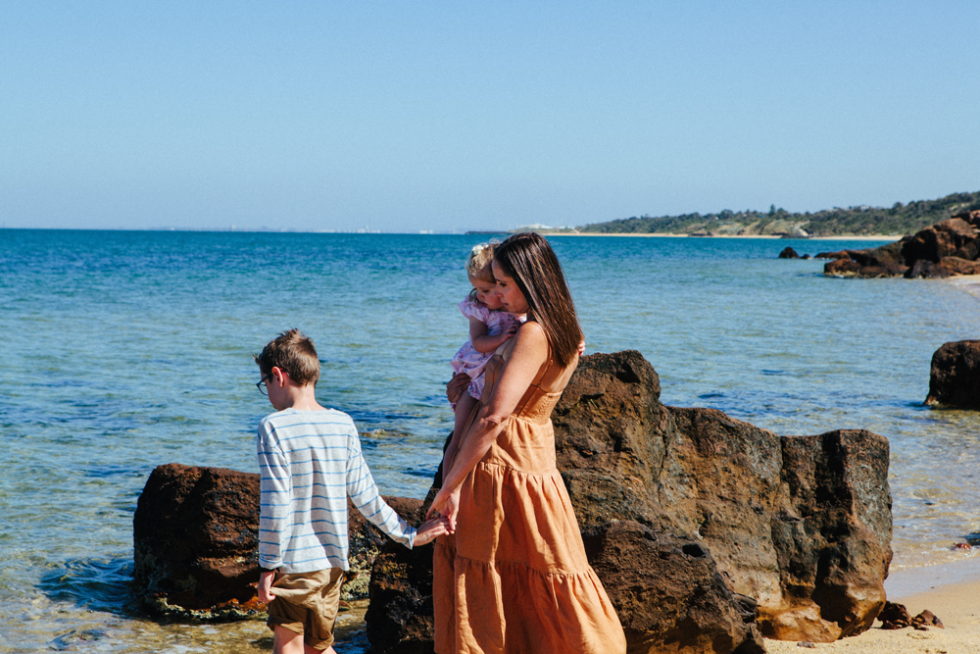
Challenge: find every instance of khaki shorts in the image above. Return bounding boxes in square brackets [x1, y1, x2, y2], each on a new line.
[267, 567, 346, 650]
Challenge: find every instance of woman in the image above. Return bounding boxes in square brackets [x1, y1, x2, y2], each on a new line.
[427, 232, 626, 654]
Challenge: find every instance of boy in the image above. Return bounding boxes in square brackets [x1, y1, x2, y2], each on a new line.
[254, 329, 449, 654]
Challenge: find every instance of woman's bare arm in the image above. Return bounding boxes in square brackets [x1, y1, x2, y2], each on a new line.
[428, 322, 549, 524]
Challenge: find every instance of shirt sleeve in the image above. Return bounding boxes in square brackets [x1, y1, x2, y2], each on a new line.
[257, 419, 291, 569]
[345, 426, 417, 548]
[458, 298, 491, 323]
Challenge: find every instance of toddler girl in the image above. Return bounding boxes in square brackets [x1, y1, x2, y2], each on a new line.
[449, 242, 525, 438]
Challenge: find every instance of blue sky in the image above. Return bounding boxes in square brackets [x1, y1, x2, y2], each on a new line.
[2, 1, 978, 233]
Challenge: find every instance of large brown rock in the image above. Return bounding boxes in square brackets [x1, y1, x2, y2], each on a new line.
[766, 430, 892, 640]
[582, 521, 765, 654]
[938, 256, 980, 276]
[345, 495, 425, 599]
[900, 218, 979, 265]
[133, 462, 421, 619]
[925, 340, 980, 410]
[133, 464, 263, 619]
[822, 240, 909, 278]
[364, 489, 440, 654]
[953, 209, 980, 225]
[904, 259, 953, 279]
[553, 352, 891, 643]
[823, 258, 864, 277]
[366, 351, 893, 651]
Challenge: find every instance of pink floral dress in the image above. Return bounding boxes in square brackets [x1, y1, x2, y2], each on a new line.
[450, 298, 524, 402]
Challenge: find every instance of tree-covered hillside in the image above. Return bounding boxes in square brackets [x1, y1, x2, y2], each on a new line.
[576, 191, 980, 237]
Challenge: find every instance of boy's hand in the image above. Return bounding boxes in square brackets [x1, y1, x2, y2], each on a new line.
[414, 516, 452, 546]
[446, 373, 470, 405]
[257, 570, 277, 604]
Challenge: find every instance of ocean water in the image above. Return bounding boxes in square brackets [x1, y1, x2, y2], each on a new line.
[1, 229, 979, 653]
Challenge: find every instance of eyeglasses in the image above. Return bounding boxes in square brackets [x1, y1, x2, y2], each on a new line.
[256, 373, 272, 396]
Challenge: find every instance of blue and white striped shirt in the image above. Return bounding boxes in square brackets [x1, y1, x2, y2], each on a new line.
[257, 407, 416, 574]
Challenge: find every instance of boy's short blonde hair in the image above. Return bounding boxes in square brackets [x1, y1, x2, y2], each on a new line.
[465, 241, 497, 283]
[255, 329, 320, 386]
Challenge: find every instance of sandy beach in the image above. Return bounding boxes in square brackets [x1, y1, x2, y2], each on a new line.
[762, 522, 980, 654]
[947, 274, 980, 302]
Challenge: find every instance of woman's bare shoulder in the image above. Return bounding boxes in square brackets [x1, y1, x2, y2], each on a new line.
[516, 320, 546, 341]
[512, 321, 548, 357]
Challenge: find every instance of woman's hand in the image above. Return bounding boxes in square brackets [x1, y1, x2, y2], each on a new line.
[426, 486, 461, 531]
[446, 373, 471, 405]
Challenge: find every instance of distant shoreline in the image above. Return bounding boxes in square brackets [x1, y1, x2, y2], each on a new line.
[539, 232, 902, 241]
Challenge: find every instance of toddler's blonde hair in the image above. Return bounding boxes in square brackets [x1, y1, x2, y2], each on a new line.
[466, 241, 497, 283]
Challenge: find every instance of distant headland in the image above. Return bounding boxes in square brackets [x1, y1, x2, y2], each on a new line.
[490, 190, 980, 238]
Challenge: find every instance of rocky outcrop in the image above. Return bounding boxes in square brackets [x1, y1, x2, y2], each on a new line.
[925, 340, 980, 410]
[133, 462, 421, 619]
[822, 211, 980, 278]
[366, 351, 892, 652]
[779, 247, 801, 259]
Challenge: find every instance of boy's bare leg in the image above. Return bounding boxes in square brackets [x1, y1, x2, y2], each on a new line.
[453, 392, 477, 444]
[273, 626, 339, 654]
[273, 626, 304, 654]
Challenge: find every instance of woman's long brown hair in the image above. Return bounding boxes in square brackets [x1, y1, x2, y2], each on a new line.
[493, 232, 583, 367]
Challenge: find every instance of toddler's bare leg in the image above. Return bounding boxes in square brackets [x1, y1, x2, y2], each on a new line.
[453, 392, 477, 440]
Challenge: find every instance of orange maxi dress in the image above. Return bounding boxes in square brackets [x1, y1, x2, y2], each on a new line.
[433, 344, 627, 654]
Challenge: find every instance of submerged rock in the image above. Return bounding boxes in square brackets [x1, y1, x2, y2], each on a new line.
[925, 340, 980, 410]
[367, 351, 893, 652]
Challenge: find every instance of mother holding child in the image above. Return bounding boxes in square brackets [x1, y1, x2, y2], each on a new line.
[428, 232, 627, 654]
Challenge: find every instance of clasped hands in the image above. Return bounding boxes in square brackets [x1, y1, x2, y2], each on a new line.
[426, 485, 460, 533]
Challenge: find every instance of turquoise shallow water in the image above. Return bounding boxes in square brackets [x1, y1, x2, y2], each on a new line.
[1, 230, 979, 652]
